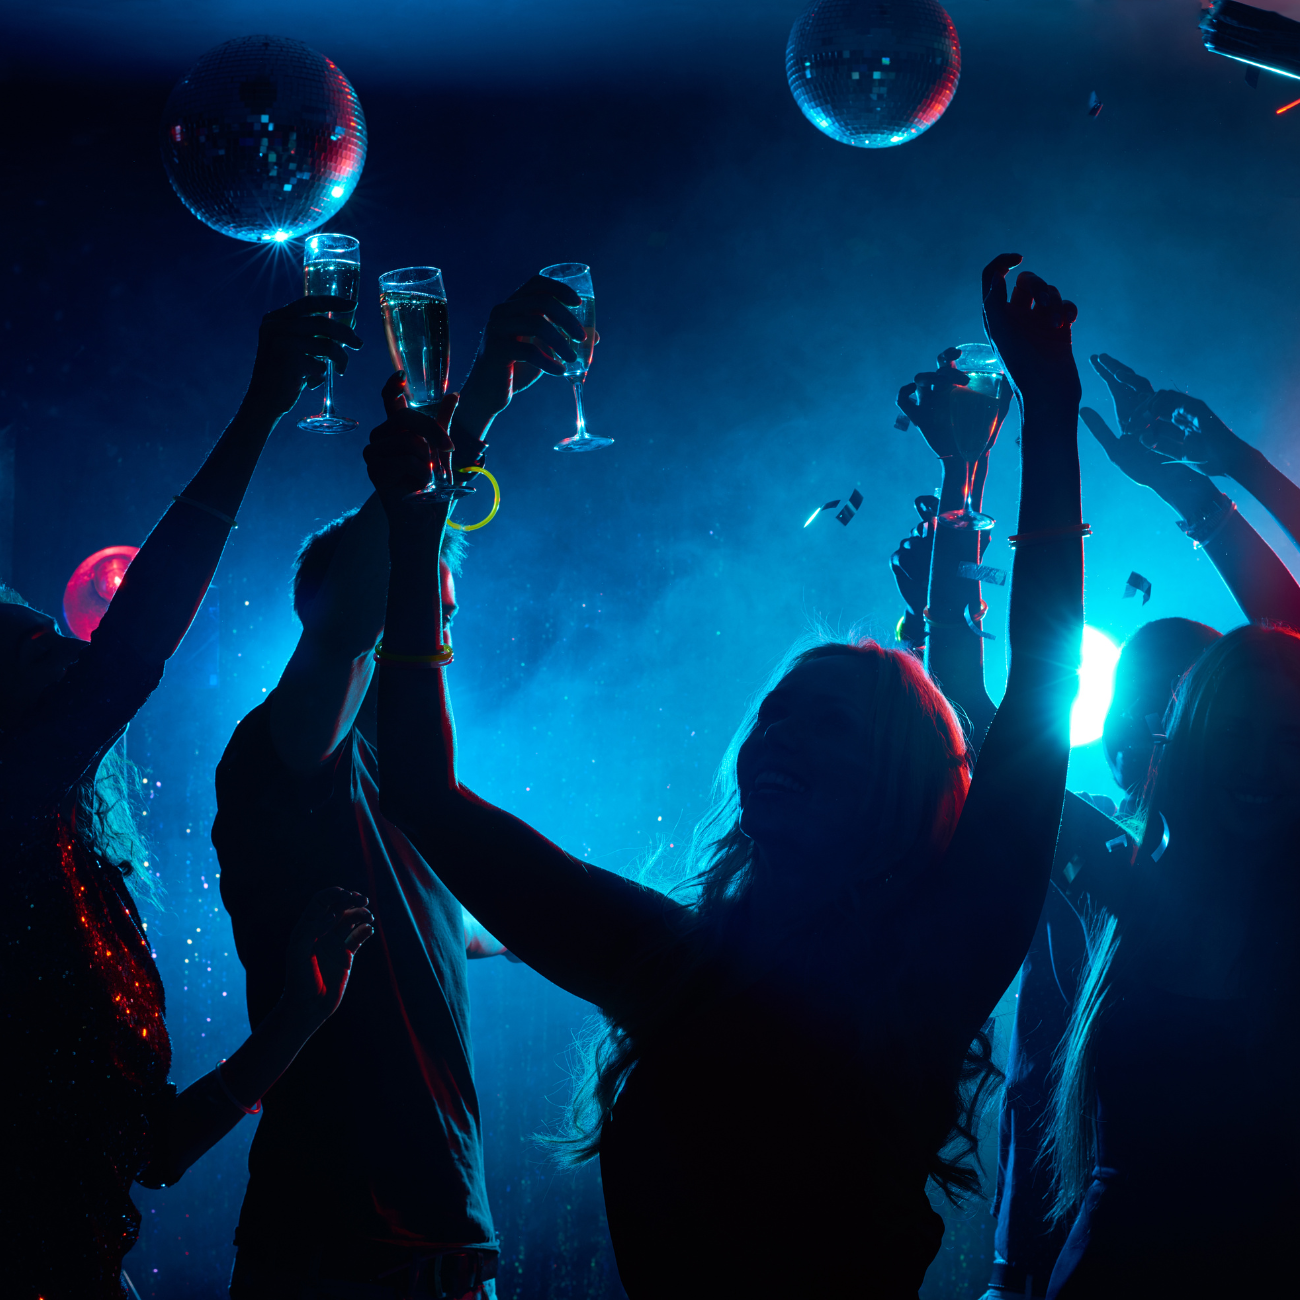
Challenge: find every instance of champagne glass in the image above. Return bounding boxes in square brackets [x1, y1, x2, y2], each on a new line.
[379, 266, 469, 502]
[298, 233, 361, 433]
[938, 342, 1010, 531]
[540, 262, 612, 452]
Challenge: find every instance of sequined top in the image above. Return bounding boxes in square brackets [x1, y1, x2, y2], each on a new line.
[1, 632, 169, 1300]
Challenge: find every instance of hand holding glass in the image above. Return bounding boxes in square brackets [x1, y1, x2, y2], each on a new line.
[540, 262, 611, 452]
[939, 343, 1010, 531]
[298, 233, 361, 433]
[379, 267, 467, 501]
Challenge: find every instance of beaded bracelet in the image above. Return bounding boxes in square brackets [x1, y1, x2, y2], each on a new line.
[924, 599, 988, 625]
[1006, 523, 1091, 549]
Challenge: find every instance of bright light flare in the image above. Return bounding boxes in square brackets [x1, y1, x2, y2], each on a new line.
[1278, 97, 1300, 115]
[1071, 625, 1121, 747]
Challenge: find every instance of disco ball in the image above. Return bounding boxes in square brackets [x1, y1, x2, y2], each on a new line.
[786, 0, 960, 149]
[161, 35, 367, 243]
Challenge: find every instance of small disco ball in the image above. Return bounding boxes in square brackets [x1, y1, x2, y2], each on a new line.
[161, 35, 367, 243]
[786, 0, 960, 149]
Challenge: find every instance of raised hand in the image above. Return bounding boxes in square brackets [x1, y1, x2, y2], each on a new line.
[282, 887, 374, 1026]
[1089, 353, 1159, 434]
[1080, 406, 1218, 516]
[457, 275, 591, 423]
[363, 372, 457, 515]
[890, 495, 939, 616]
[245, 296, 363, 418]
[1141, 391, 1250, 478]
[982, 254, 1081, 413]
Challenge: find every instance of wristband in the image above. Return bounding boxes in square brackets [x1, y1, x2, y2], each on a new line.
[447, 466, 501, 532]
[374, 640, 454, 667]
[1006, 523, 1091, 548]
[1177, 499, 1236, 549]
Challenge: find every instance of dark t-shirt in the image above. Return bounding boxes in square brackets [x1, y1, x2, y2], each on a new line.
[213, 698, 494, 1272]
[1, 632, 171, 1300]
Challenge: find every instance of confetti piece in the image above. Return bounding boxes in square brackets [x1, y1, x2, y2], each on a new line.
[1245, 65, 1261, 87]
[1123, 570, 1152, 604]
[956, 561, 1008, 586]
[894, 413, 911, 431]
[1087, 91, 1103, 117]
[965, 602, 995, 639]
[804, 499, 840, 527]
[1105, 835, 1127, 854]
[836, 488, 864, 526]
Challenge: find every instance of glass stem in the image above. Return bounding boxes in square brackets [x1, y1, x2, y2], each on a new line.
[962, 458, 977, 517]
[323, 361, 336, 418]
[572, 378, 587, 440]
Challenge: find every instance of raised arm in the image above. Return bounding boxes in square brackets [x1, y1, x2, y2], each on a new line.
[366, 368, 679, 1012]
[897, 356, 1007, 752]
[914, 255, 1085, 1032]
[1083, 355, 1300, 628]
[268, 277, 591, 771]
[98, 298, 361, 664]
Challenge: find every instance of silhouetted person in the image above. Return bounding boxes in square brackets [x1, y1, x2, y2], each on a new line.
[1, 298, 374, 1300]
[213, 277, 587, 1300]
[362, 254, 1086, 1298]
[1044, 623, 1300, 1296]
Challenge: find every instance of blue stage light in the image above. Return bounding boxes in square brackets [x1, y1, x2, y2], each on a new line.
[1071, 625, 1121, 747]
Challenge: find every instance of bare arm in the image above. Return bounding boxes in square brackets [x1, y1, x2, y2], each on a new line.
[97, 298, 360, 665]
[926, 457, 997, 750]
[1139, 384, 1300, 561]
[140, 888, 371, 1187]
[911, 256, 1084, 1039]
[897, 358, 1006, 752]
[1081, 393, 1300, 628]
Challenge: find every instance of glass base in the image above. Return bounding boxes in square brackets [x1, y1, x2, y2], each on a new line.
[939, 507, 995, 531]
[554, 433, 614, 453]
[297, 413, 360, 434]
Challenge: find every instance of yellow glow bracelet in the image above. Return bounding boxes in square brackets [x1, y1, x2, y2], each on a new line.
[447, 466, 501, 532]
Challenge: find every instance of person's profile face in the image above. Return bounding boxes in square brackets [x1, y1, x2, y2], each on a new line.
[1197, 667, 1300, 846]
[0, 603, 86, 723]
[440, 565, 458, 637]
[735, 655, 874, 878]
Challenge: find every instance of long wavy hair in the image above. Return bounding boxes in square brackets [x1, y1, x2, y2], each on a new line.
[0, 583, 159, 910]
[1043, 624, 1300, 1224]
[549, 635, 1000, 1200]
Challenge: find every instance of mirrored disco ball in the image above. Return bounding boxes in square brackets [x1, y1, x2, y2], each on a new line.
[161, 35, 367, 243]
[786, 0, 960, 149]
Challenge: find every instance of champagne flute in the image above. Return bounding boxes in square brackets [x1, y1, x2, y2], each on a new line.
[540, 262, 611, 452]
[938, 342, 1010, 531]
[379, 266, 469, 502]
[298, 233, 361, 433]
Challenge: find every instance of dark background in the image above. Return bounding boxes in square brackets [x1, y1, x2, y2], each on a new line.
[4, 1, 1300, 1295]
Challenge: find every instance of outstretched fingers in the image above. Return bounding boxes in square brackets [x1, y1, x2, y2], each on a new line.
[1079, 406, 1121, 458]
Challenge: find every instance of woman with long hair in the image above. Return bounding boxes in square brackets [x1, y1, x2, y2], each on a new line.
[1041, 622, 1300, 1297]
[2, 297, 374, 1300]
[364, 252, 1086, 1296]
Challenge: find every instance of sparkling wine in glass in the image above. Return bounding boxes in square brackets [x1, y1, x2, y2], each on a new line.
[379, 266, 467, 502]
[540, 262, 611, 452]
[298, 233, 361, 433]
[938, 342, 1010, 531]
